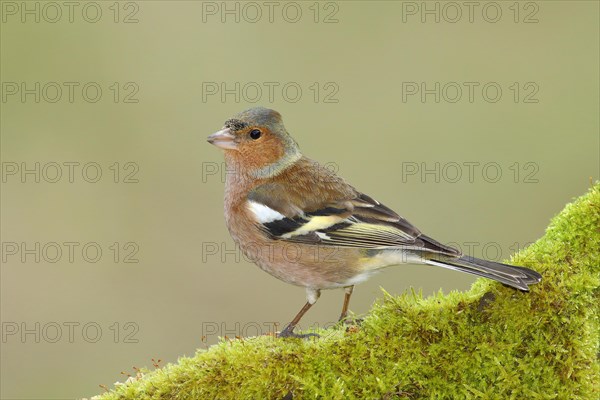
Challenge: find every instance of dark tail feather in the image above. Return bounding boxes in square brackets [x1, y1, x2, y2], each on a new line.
[425, 255, 542, 291]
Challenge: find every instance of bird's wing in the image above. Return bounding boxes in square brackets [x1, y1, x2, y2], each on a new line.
[247, 187, 459, 256]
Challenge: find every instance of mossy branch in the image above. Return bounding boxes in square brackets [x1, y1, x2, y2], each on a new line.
[95, 184, 600, 400]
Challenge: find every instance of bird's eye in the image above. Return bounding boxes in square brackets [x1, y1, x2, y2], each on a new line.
[249, 129, 262, 140]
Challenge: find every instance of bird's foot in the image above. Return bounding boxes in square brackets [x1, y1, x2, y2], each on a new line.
[277, 325, 320, 339]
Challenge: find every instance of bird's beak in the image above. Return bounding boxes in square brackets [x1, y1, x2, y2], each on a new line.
[207, 128, 237, 150]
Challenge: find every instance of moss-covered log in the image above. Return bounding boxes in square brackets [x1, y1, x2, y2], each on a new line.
[95, 184, 599, 399]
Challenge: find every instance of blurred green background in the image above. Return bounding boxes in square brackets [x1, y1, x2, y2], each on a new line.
[1, 1, 598, 398]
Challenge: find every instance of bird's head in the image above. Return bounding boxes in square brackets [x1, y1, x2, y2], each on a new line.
[208, 107, 301, 178]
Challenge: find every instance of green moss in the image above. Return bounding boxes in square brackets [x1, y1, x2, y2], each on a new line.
[96, 184, 600, 400]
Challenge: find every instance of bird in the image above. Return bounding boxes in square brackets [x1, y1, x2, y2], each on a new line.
[207, 107, 542, 338]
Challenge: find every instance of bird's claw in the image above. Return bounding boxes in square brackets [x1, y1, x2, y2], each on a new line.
[277, 327, 320, 339]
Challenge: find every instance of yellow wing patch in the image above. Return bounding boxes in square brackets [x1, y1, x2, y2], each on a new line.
[281, 215, 344, 238]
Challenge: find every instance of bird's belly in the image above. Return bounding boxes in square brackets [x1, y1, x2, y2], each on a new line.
[224, 206, 410, 289]
[235, 239, 367, 289]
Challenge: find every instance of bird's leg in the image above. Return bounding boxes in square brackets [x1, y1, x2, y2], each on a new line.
[278, 302, 315, 338]
[278, 288, 320, 338]
[338, 285, 354, 322]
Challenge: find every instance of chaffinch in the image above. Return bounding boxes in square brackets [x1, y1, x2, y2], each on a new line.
[207, 107, 542, 338]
